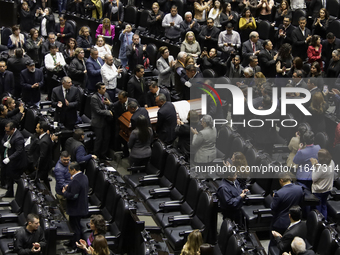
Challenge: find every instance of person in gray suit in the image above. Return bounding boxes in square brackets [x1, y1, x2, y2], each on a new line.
[191, 115, 217, 164]
[91, 82, 114, 161]
[156, 46, 176, 88]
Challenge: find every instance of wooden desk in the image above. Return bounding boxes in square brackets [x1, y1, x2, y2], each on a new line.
[118, 99, 202, 141]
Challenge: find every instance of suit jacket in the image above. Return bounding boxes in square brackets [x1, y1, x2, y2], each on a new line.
[91, 92, 113, 128]
[131, 107, 151, 130]
[275, 24, 295, 49]
[293, 144, 321, 181]
[156, 56, 175, 87]
[63, 172, 89, 216]
[37, 14, 55, 36]
[147, 88, 171, 107]
[37, 133, 53, 179]
[112, 97, 138, 120]
[271, 183, 304, 230]
[156, 102, 177, 144]
[41, 40, 64, 56]
[291, 27, 312, 59]
[126, 44, 144, 71]
[259, 49, 276, 78]
[192, 126, 217, 163]
[20, 68, 44, 105]
[275, 221, 307, 253]
[295, 79, 308, 89]
[2, 129, 27, 177]
[127, 76, 148, 106]
[322, 38, 340, 72]
[242, 40, 263, 66]
[86, 57, 104, 92]
[51, 85, 80, 129]
[7, 56, 32, 88]
[0, 70, 14, 96]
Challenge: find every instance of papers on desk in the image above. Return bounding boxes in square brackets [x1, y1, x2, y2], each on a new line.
[173, 100, 191, 122]
[106, 167, 117, 172]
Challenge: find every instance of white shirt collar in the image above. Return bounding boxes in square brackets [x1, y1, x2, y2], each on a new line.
[39, 132, 47, 139]
[288, 220, 301, 229]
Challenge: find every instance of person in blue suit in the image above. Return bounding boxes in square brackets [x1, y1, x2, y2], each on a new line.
[62, 162, 89, 252]
[293, 131, 321, 190]
[86, 48, 104, 92]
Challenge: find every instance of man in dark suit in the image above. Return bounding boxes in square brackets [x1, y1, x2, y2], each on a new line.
[20, 60, 44, 107]
[322, 32, 340, 72]
[275, 16, 295, 50]
[198, 18, 220, 50]
[271, 173, 304, 235]
[242, 31, 263, 67]
[0, 61, 14, 96]
[127, 65, 148, 107]
[34, 121, 53, 190]
[91, 82, 113, 160]
[291, 17, 312, 60]
[62, 162, 88, 252]
[86, 48, 104, 92]
[41, 32, 64, 56]
[126, 34, 146, 73]
[51, 76, 80, 129]
[7, 49, 31, 98]
[272, 206, 307, 254]
[155, 93, 177, 144]
[259, 40, 278, 78]
[293, 70, 308, 89]
[128, 100, 151, 130]
[1, 122, 27, 197]
[147, 81, 171, 107]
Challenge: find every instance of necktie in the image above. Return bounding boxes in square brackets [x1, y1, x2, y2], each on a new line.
[141, 79, 144, 92]
[252, 42, 255, 53]
[135, 45, 139, 57]
[96, 59, 102, 67]
[101, 95, 104, 103]
[65, 89, 70, 100]
[4, 135, 10, 158]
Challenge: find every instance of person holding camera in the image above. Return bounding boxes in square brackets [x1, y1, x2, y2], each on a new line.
[15, 214, 46, 255]
[218, 22, 241, 60]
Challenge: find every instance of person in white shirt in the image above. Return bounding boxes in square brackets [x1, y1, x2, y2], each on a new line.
[100, 54, 122, 102]
[44, 44, 66, 99]
[218, 22, 241, 60]
[94, 35, 112, 60]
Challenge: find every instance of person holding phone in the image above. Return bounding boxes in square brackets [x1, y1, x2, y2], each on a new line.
[218, 22, 241, 60]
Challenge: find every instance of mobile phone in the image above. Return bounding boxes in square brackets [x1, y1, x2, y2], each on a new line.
[323, 85, 328, 93]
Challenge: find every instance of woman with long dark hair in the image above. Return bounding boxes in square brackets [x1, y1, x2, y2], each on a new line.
[20, 1, 35, 33]
[274, 0, 292, 26]
[56, 14, 74, 44]
[25, 28, 43, 67]
[63, 38, 77, 64]
[307, 35, 323, 69]
[276, 43, 293, 78]
[219, 2, 237, 27]
[239, 7, 256, 42]
[128, 115, 153, 167]
[76, 215, 106, 250]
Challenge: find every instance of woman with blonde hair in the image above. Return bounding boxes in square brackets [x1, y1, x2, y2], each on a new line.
[94, 36, 112, 59]
[304, 91, 328, 133]
[180, 230, 203, 255]
[208, 0, 222, 27]
[181, 32, 201, 60]
[76, 26, 93, 58]
[95, 18, 115, 40]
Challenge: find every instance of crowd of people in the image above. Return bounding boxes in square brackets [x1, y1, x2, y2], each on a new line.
[1, 0, 340, 254]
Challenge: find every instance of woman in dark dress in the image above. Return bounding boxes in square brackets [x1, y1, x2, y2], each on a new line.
[76, 26, 93, 58]
[312, 8, 329, 39]
[274, 0, 292, 27]
[276, 43, 293, 87]
[219, 2, 238, 27]
[147, 2, 165, 37]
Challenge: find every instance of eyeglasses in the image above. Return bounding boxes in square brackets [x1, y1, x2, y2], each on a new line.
[80, 52, 85, 54]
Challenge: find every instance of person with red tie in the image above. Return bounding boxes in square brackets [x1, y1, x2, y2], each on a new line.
[241, 31, 263, 67]
[126, 34, 146, 73]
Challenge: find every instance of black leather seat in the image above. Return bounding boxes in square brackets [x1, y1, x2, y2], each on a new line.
[327, 19, 340, 38]
[135, 153, 181, 201]
[216, 125, 235, 159]
[306, 209, 326, 251]
[84, 159, 99, 194]
[258, 20, 271, 40]
[88, 170, 110, 208]
[145, 165, 190, 214]
[327, 0, 339, 19]
[214, 219, 237, 255]
[155, 178, 203, 228]
[66, 20, 77, 39]
[136, 9, 151, 33]
[164, 191, 216, 252]
[124, 139, 168, 189]
[1, 27, 12, 46]
[124, 5, 139, 27]
[202, 69, 217, 78]
[117, 65, 129, 91]
[316, 226, 339, 255]
[292, 9, 306, 26]
[224, 234, 243, 255]
[231, 134, 247, 155]
[145, 43, 159, 75]
[314, 132, 329, 149]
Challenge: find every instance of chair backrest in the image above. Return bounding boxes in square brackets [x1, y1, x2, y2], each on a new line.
[292, 9, 306, 26]
[315, 132, 329, 149]
[24, 108, 39, 134]
[327, 0, 339, 18]
[145, 43, 158, 67]
[173, 165, 190, 199]
[146, 139, 168, 175]
[117, 67, 129, 90]
[66, 20, 77, 39]
[160, 153, 180, 187]
[217, 125, 235, 158]
[85, 159, 98, 192]
[306, 209, 325, 251]
[184, 178, 204, 214]
[12, 178, 29, 213]
[225, 234, 243, 255]
[1, 27, 12, 46]
[202, 69, 216, 78]
[258, 20, 271, 40]
[124, 5, 139, 25]
[103, 183, 121, 221]
[93, 170, 110, 205]
[245, 146, 259, 166]
[316, 227, 339, 255]
[327, 19, 340, 39]
[138, 9, 151, 29]
[218, 219, 236, 255]
[231, 134, 246, 155]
